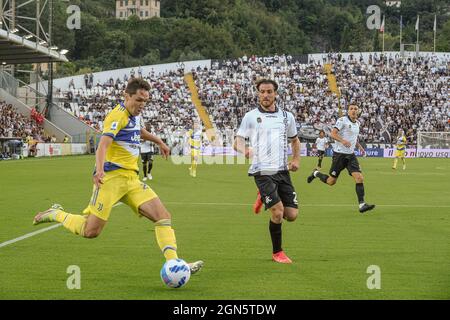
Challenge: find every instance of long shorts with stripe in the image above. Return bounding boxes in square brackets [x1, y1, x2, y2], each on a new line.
[83, 168, 158, 221]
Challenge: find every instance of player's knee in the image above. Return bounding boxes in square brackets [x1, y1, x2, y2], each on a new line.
[270, 205, 284, 223]
[83, 229, 101, 239]
[354, 174, 364, 183]
[284, 210, 298, 222]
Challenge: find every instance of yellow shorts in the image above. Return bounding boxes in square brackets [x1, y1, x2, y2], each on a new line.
[395, 150, 405, 158]
[83, 168, 158, 221]
[191, 149, 200, 158]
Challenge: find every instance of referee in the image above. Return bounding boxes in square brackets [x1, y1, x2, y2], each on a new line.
[233, 79, 301, 264]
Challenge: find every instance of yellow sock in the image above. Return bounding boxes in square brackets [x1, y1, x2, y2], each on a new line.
[55, 211, 87, 236]
[155, 219, 178, 261]
[192, 160, 197, 173]
[393, 158, 398, 168]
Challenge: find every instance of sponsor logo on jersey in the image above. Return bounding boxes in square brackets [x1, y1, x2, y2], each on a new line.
[131, 132, 140, 143]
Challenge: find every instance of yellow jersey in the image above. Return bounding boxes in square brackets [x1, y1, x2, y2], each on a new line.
[101, 103, 142, 172]
[396, 135, 407, 151]
[187, 129, 202, 150]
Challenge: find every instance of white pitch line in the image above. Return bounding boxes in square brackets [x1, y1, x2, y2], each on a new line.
[0, 224, 62, 248]
[0, 203, 122, 249]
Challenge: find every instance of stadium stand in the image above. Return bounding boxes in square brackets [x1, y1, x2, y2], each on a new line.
[56, 69, 201, 146]
[0, 101, 45, 141]
[55, 53, 449, 146]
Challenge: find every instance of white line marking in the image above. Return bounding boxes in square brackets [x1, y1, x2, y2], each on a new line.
[0, 203, 122, 249]
[0, 224, 62, 248]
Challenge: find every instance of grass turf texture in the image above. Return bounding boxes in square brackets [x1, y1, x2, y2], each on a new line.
[0, 155, 449, 299]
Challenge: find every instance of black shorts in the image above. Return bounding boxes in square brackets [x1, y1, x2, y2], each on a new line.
[329, 152, 361, 178]
[254, 171, 299, 210]
[141, 152, 153, 163]
[318, 150, 325, 157]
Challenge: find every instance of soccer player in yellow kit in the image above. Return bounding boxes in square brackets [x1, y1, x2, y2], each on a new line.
[33, 78, 203, 275]
[187, 122, 202, 177]
[392, 129, 407, 170]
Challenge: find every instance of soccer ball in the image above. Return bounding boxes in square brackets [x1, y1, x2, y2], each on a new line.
[160, 258, 191, 288]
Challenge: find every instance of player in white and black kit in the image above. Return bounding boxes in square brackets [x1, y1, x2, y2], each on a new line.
[314, 130, 328, 169]
[140, 139, 155, 181]
[307, 105, 375, 213]
[234, 79, 301, 264]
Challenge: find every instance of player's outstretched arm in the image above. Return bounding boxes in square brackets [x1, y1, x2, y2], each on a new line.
[94, 135, 113, 187]
[233, 136, 252, 159]
[356, 141, 365, 155]
[289, 137, 300, 172]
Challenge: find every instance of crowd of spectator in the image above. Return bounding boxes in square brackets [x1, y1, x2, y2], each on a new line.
[55, 53, 449, 147]
[0, 101, 45, 141]
[195, 52, 449, 145]
[58, 68, 200, 145]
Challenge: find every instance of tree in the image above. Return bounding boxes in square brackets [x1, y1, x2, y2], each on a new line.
[143, 49, 161, 65]
[73, 14, 107, 60]
[36, 0, 448, 77]
[373, 31, 381, 51]
[436, 19, 450, 52]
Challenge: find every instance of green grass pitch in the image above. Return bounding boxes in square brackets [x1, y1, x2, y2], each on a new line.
[0, 155, 449, 299]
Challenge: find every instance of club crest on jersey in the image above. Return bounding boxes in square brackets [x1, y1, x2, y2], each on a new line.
[257, 117, 262, 123]
[110, 121, 118, 130]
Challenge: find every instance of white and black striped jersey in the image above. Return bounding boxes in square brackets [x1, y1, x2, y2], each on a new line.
[315, 137, 328, 151]
[140, 140, 154, 154]
[237, 106, 298, 176]
[333, 116, 360, 154]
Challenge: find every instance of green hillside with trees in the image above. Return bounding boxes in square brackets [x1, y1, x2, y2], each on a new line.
[20, 0, 450, 77]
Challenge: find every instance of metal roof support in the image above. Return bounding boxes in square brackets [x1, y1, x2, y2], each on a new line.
[0, 0, 67, 64]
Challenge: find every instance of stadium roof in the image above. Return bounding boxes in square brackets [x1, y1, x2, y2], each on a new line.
[0, 29, 68, 65]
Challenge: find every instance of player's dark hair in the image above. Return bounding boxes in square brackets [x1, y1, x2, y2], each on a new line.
[256, 79, 278, 92]
[125, 78, 150, 96]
